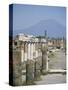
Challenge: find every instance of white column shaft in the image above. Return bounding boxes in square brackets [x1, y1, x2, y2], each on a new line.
[21, 48, 24, 62]
[24, 44, 27, 61]
[33, 43, 36, 59]
[27, 43, 31, 60]
[30, 43, 33, 60]
[45, 55, 48, 71]
[35, 50, 38, 58]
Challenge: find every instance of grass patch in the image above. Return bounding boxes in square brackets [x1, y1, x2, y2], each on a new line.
[48, 52, 56, 59]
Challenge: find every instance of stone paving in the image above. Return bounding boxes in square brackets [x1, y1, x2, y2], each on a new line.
[48, 50, 66, 69]
[35, 74, 66, 85]
[35, 49, 66, 85]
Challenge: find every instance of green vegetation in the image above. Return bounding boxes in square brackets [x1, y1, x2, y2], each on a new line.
[48, 51, 55, 59]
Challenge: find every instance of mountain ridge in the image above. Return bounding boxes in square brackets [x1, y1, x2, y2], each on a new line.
[13, 19, 66, 38]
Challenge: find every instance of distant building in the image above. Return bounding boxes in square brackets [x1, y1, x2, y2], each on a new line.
[48, 38, 65, 49]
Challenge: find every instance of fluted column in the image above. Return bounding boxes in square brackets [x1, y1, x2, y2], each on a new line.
[35, 43, 38, 58]
[33, 43, 35, 59]
[21, 43, 24, 62]
[24, 42, 28, 61]
[27, 42, 31, 60]
[26, 42, 34, 84]
[30, 43, 33, 60]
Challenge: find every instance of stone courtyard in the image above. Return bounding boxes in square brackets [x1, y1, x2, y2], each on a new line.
[9, 33, 66, 86]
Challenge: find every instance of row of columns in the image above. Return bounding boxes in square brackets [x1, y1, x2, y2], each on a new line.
[21, 42, 42, 62]
[13, 41, 48, 85]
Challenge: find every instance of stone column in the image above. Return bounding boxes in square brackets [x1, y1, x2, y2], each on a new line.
[34, 43, 41, 80]
[21, 43, 27, 85]
[35, 50, 38, 58]
[26, 42, 35, 85]
[33, 43, 36, 59]
[38, 49, 42, 65]
[30, 43, 33, 60]
[41, 45, 48, 74]
[24, 42, 28, 61]
[21, 44, 24, 62]
[26, 60, 34, 85]
[13, 50, 23, 86]
[27, 42, 31, 60]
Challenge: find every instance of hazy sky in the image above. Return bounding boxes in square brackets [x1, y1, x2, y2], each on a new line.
[13, 4, 66, 36]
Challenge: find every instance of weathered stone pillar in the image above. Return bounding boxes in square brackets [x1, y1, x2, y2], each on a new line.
[26, 42, 35, 85]
[41, 45, 48, 74]
[33, 43, 35, 53]
[34, 43, 41, 80]
[24, 42, 28, 61]
[21, 44, 24, 62]
[27, 43, 31, 60]
[30, 43, 33, 60]
[38, 49, 42, 67]
[26, 60, 34, 85]
[13, 50, 23, 86]
[34, 60, 41, 80]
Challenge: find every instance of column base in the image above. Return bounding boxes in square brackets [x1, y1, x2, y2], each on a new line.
[34, 70, 42, 81]
[41, 69, 48, 75]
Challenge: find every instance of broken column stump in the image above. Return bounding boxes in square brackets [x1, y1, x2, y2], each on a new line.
[41, 46, 48, 74]
[26, 60, 35, 85]
[34, 58, 41, 80]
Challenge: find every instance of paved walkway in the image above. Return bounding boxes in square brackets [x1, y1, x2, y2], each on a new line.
[48, 50, 66, 69]
[35, 49, 66, 85]
[35, 74, 66, 85]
